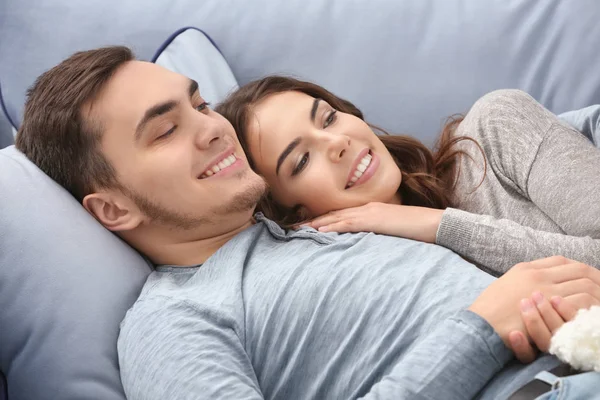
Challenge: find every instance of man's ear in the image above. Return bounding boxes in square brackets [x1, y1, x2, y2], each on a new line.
[82, 191, 144, 231]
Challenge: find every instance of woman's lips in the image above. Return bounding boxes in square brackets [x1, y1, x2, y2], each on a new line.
[346, 150, 379, 189]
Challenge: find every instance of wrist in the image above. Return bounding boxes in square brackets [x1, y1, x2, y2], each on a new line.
[467, 304, 512, 348]
[424, 208, 444, 243]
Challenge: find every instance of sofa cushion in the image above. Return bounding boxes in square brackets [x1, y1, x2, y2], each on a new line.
[0, 146, 151, 400]
[2, 0, 600, 146]
[152, 27, 238, 105]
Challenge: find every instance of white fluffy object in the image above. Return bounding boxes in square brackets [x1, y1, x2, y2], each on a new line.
[549, 306, 600, 372]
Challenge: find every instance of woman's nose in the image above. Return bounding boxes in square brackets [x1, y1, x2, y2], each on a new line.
[326, 134, 351, 162]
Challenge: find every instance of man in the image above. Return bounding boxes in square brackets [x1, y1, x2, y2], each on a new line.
[16, 46, 600, 399]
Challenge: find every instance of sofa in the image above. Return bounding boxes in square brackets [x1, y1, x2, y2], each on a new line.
[1, 1, 600, 399]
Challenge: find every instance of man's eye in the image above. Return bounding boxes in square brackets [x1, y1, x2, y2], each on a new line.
[157, 126, 177, 140]
[324, 110, 337, 128]
[292, 152, 309, 176]
[196, 102, 211, 112]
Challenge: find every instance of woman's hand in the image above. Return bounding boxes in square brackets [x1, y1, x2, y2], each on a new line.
[304, 202, 445, 243]
[509, 293, 578, 364]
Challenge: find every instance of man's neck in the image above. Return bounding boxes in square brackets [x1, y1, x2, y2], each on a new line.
[124, 218, 255, 266]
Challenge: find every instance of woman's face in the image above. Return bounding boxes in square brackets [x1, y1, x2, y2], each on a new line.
[246, 91, 402, 217]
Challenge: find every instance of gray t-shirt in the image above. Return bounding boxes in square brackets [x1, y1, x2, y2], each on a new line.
[118, 216, 559, 400]
[437, 90, 600, 275]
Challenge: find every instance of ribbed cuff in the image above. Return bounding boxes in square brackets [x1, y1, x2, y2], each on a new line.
[435, 208, 477, 255]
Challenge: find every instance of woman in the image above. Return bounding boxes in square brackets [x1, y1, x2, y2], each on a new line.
[215, 76, 600, 276]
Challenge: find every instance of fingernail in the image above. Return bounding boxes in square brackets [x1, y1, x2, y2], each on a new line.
[521, 298, 534, 312]
[318, 226, 329, 232]
[532, 291, 544, 305]
[550, 296, 562, 307]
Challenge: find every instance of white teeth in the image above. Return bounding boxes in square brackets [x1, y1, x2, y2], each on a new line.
[346, 152, 372, 188]
[199, 153, 237, 179]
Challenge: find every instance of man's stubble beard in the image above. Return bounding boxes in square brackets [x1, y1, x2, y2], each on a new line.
[125, 170, 268, 231]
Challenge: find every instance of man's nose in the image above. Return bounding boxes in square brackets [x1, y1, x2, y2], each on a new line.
[193, 116, 223, 150]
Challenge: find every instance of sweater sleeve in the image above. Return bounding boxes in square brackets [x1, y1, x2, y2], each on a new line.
[526, 123, 600, 239]
[437, 90, 600, 275]
[436, 207, 600, 275]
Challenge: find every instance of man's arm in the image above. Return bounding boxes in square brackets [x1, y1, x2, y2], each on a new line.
[361, 257, 600, 400]
[360, 310, 509, 400]
[118, 299, 264, 400]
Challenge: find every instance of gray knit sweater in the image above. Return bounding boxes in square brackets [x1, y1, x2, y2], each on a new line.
[436, 89, 600, 275]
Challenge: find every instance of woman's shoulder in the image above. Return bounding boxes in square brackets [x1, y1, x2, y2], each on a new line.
[453, 89, 566, 159]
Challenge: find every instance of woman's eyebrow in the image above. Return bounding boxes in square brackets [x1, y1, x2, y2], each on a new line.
[276, 137, 302, 175]
[310, 98, 322, 122]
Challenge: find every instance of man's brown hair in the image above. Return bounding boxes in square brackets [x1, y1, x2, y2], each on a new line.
[16, 46, 134, 201]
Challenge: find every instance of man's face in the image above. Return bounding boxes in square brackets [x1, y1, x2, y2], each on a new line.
[88, 61, 266, 237]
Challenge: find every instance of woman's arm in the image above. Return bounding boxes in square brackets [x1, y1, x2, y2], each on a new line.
[436, 207, 600, 275]
[447, 90, 600, 273]
[307, 201, 600, 276]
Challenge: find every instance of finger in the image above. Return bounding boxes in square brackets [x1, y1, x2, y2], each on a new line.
[531, 292, 564, 335]
[525, 256, 575, 269]
[549, 296, 578, 322]
[547, 262, 600, 287]
[520, 298, 552, 352]
[562, 293, 600, 312]
[509, 331, 537, 364]
[554, 278, 600, 302]
[309, 213, 344, 229]
[317, 221, 361, 233]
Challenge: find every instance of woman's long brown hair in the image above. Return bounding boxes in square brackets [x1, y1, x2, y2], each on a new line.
[216, 76, 483, 226]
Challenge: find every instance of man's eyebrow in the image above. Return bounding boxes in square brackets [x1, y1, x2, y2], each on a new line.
[133, 80, 198, 142]
[134, 101, 179, 142]
[310, 98, 321, 123]
[276, 137, 302, 175]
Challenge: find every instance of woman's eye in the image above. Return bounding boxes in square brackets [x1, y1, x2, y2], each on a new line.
[196, 102, 211, 112]
[323, 110, 337, 128]
[292, 153, 310, 176]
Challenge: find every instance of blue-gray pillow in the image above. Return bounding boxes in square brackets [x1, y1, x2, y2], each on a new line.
[0, 146, 151, 400]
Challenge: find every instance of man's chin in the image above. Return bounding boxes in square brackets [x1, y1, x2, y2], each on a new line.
[220, 175, 267, 215]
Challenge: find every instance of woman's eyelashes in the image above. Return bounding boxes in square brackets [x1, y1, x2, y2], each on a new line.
[323, 109, 337, 128]
[292, 153, 310, 176]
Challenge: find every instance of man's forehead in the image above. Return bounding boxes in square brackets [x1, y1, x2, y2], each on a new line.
[88, 61, 187, 130]
[93, 61, 178, 108]
[104, 61, 184, 101]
